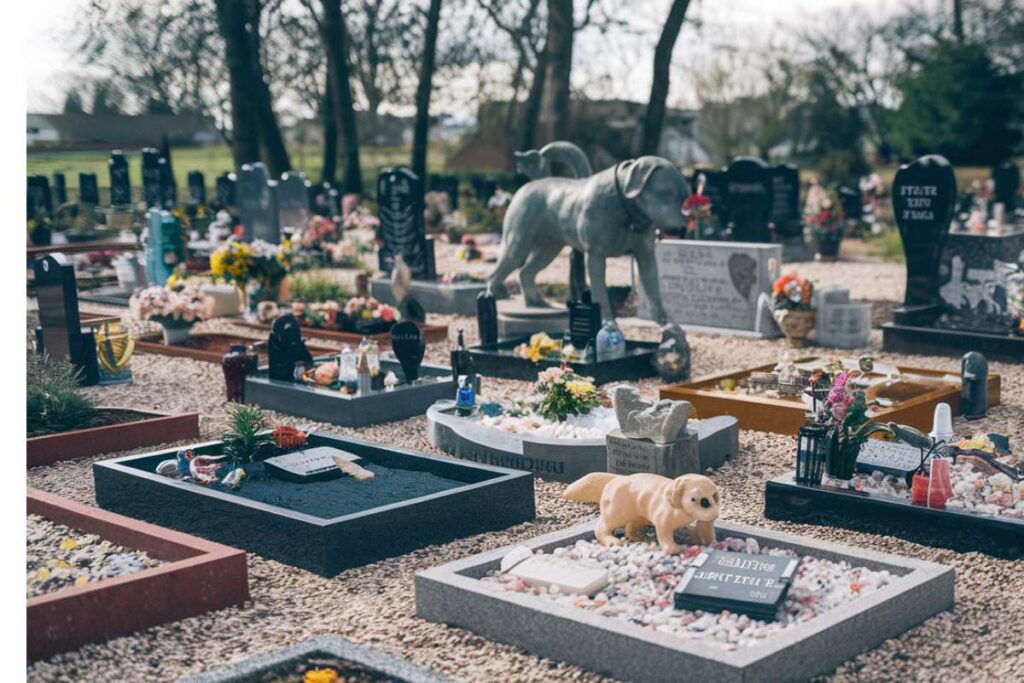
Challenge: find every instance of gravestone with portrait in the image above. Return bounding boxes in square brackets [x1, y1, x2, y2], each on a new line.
[109, 150, 132, 206]
[79, 172, 100, 206]
[238, 163, 281, 243]
[725, 157, 773, 243]
[141, 148, 163, 208]
[33, 254, 99, 386]
[52, 173, 67, 205]
[277, 171, 311, 230]
[882, 155, 1024, 360]
[637, 239, 782, 338]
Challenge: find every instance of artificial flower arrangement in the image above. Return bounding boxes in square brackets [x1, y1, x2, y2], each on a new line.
[325, 231, 375, 269]
[514, 331, 563, 363]
[209, 240, 253, 287]
[535, 366, 601, 421]
[803, 181, 844, 255]
[131, 284, 213, 326]
[342, 205, 381, 232]
[818, 371, 891, 480]
[248, 238, 293, 297]
[341, 296, 401, 334]
[772, 273, 814, 310]
[683, 174, 713, 239]
[298, 215, 337, 249]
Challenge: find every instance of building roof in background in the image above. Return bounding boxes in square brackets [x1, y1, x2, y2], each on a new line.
[27, 113, 220, 149]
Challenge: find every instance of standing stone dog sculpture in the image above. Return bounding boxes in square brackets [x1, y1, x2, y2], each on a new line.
[491, 144, 688, 324]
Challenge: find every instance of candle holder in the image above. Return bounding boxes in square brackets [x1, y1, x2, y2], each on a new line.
[796, 422, 829, 485]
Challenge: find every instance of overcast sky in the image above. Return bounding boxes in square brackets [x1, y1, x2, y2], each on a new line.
[27, 0, 915, 116]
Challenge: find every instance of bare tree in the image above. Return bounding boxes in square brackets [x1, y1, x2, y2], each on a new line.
[536, 0, 573, 144]
[214, 0, 262, 168]
[641, 0, 691, 156]
[412, 0, 443, 183]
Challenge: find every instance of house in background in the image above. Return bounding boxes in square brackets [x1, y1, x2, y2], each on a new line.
[27, 113, 220, 150]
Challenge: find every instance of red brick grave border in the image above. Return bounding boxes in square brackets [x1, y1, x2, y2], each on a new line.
[27, 488, 249, 662]
[28, 410, 201, 468]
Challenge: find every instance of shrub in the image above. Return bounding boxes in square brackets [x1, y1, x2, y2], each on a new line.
[289, 273, 352, 303]
[27, 354, 97, 436]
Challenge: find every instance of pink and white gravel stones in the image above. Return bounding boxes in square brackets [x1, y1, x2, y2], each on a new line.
[483, 535, 893, 650]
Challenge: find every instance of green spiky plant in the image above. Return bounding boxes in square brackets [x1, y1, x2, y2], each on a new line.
[27, 353, 97, 436]
[289, 273, 351, 303]
[221, 404, 273, 465]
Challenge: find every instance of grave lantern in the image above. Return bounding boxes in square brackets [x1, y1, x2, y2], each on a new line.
[795, 423, 828, 485]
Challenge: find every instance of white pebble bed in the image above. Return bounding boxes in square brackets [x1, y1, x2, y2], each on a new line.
[482, 535, 893, 650]
[834, 461, 1024, 519]
[478, 405, 620, 440]
[27, 514, 161, 598]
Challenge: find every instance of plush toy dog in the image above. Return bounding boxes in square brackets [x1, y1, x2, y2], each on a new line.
[563, 472, 720, 554]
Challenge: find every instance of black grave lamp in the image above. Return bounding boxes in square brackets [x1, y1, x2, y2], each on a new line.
[795, 423, 829, 486]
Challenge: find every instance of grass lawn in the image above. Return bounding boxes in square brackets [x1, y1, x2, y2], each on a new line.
[27, 143, 456, 191]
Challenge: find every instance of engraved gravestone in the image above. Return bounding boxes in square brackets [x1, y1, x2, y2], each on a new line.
[141, 148, 163, 208]
[52, 173, 67, 205]
[215, 172, 237, 209]
[79, 172, 99, 205]
[278, 171, 311, 229]
[856, 440, 926, 478]
[267, 313, 313, 382]
[726, 157, 773, 242]
[27, 175, 52, 219]
[238, 163, 280, 243]
[891, 155, 956, 327]
[770, 164, 801, 237]
[638, 240, 781, 335]
[109, 150, 132, 206]
[391, 320, 424, 382]
[377, 168, 435, 280]
[992, 160, 1020, 213]
[606, 429, 699, 478]
[937, 230, 1024, 333]
[187, 171, 206, 205]
[568, 289, 601, 349]
[33, 253, 99, 385]
[813, 287, 870, 348]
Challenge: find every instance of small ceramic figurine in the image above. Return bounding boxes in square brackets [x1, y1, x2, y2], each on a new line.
[563, 472, 721, 553]
[384, 371, 399, 391]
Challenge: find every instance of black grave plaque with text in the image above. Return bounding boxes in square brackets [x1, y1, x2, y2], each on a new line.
[377, 168, 434, 280]
[109, 150, 132, 206]
[726, 157, 773, 242]
[391, 321, 425, 382]
[79, 173, 100, 205]
[674, 549, 798, 621]
[215, 172, 237, 209]
[27, 175, 53, 220]
[770, 165, 801, 237]
[141, 148, 162, 208]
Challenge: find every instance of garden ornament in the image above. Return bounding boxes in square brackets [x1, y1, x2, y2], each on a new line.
[611, 385, 693, 444]
[563, 472, 720, 554]
[490, 143, 688, 324]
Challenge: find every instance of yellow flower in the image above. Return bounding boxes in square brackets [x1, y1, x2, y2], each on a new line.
[303, 669, 338, 683]
[59, 538, 79, 551]
[55, 560, 70, 569]
[565, 380, 595, 398]
[35, 568, 50, 580]
[75, 576, 88, 586]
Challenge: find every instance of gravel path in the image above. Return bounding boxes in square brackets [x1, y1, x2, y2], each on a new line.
[28, 257, 1024, 683]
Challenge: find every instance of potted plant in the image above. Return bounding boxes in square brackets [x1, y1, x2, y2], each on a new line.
[771, 273, 815, 347]
[222, 404, 275, 471]
[132, 284, 214, 344]
[820, 372, 892, 481]
[535, 367, 600, 421]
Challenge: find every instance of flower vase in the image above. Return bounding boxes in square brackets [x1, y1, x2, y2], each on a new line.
[824, 430, 857, 481]
[773, 309, 815, 347]
[816, 236, 841, 260]
[154, 317, 193, 345]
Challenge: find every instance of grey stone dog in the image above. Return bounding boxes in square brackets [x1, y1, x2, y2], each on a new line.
[488, 154, 688, 323]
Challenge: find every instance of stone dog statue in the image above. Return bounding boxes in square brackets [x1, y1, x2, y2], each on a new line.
[489, 150, 688, 324]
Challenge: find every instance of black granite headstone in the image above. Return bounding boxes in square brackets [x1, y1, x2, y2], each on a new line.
[725, 157, 773, 242]
[770, 165, 801, 237]
[377, 168, 435, 280]
[568, 288, 602, 349]
[267, 313, 313, 382]
[109, 150, 132, 206]
[33, 253, 99, 385]
[27, 175, 53, 220]
[477, 291, 498, 346]
[691, 168, 728, 222]
[471, 177, 497, 202]
[430, 174, 459, 210]
[215, 172, 237, 210]
[992, 161, 1020, 212]
[891, 155, 956, 326]
[838, 185, 862, 220]
[187, 171, 206, 206]
[674, 549, 797, 621]
[158, 157, 177, 209]
[52, 173, 67, 205]
[79, 172, 99, 205]
[141, 148, 162, 208]
[390, 320, 424, 382]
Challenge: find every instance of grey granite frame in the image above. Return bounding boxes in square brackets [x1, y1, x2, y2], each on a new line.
[427, 400, 739, 483]
[245, 357, 456, 428]
[180, 635, 450, 682]
[415, 520, 954, 683]
[371, 277, 491, 315]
